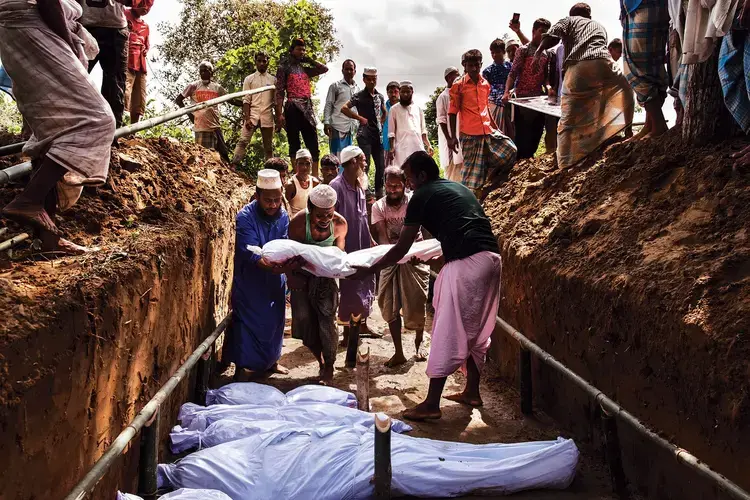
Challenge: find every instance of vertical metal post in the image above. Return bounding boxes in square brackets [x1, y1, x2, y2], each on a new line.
[194, 346, 212, 405]
[374, 413, 392, 499]
[356, 346, 370, 411]
[519, 347, 533, 415]
[137, 410, 159, 499]
[346, 314, 361, 368]
[601, 406, 628, 497]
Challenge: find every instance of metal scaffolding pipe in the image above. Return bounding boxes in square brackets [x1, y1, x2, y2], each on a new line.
[0, 232, 29, 252]
[63, 313, 231, 500]
[0, 85, 275, 187]
[0, 141, 24, 157]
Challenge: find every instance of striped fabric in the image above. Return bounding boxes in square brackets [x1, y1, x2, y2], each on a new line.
[459, 131, 517, 191]
[621, 0, 670, 105]
[719, 30, 750, 133]
[545, 16, 611, 69]
[194, 131, 218, 150]
[0, 5, 115, 211]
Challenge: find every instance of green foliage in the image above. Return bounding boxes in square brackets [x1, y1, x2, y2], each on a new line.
[157, 0, 341, 176]
[124, 97, 195, 141]
[0, 94, 22, 135]
[424, 85, 444, 145]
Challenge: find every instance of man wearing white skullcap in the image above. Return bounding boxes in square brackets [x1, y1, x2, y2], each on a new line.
[341, 66, 388, 197]
[226, 169, 302, 380]
[176, 61, 242, 160]
[288, 184, 348, 384]
[387, 80, 433, 168]
[286, 148, 320, 218]
[330, 145, 379, 341]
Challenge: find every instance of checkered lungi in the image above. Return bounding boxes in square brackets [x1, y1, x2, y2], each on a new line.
[459, 131, 517, 191]
[194, 130, 218, 150]
[621, 0, 670, 105]
[719, 29, 750, 133]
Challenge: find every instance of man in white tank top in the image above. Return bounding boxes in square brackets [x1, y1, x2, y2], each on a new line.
[285, 148, 320, 217]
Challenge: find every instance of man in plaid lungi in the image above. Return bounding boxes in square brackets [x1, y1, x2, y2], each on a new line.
[448, 49, 517, 199]
[621, 0, 670, 140]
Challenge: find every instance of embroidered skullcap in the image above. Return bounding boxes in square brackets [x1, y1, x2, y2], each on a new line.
[257, 169, 282, 190]
[363, 67, 378, 76]
[198, 60, 214, 72]
[309, 184, 337, 209]
[295, 148, 312, 160]
[444, 66, 459, 78]
[399, 80, 414, 89]
[340, 145, 364, 165]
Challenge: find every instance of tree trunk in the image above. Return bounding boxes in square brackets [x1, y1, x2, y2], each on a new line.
[681, 45, 739, 144]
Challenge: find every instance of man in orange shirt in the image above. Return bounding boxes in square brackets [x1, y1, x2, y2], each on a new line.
[124, 1, 152, 124]
[448, 49, 517, 198]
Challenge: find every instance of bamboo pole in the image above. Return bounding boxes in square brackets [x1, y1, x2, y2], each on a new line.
[373, 413, 392, 499]
[0, 232, 29, 252]
[356, 346, 370, 412]
[346, 313, 362, 368]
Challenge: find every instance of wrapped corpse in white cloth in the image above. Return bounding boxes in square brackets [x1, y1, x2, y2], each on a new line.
[159, 422, 580, 499]
[117, 489, 231, 500]
[205, 382, 356, 408]
[248, 238, 442, 279]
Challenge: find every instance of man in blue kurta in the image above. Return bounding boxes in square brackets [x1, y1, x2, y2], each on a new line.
[226, 169, 302, 379]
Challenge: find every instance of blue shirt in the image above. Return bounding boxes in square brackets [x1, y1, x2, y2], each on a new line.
[227, 200, 289, 371]
[622, 0, 643, 15]
[482, 61, 512, 106]
[383, 100, 393, 151]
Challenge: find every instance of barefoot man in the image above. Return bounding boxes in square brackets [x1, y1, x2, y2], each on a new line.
[372, 167, 430, 367]
[0, 0, 116, 255]
[288, 184, 348, 384]
[225, 169, 302, 381]
[349, 151, 502, 421]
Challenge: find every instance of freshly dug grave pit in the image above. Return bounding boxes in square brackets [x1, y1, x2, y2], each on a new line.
[483, 131, 749, 499]
[0, 138, 253, 499]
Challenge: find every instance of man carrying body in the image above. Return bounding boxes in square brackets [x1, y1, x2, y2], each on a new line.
[341, 67, 387, 197]
[323, 59, 359, 159]
[388, 81, 432, 168]
[275, 38, 328, 177]
[372, 167, 430, 368]
[286, 148, 320, 218]
[319, 154, 340, 185]
[0, 0, 115, 255]
[176, 61, 240, 161]
[536, 3, 634, 167]
[288, 184, 348, 385]
[349, 151, 502, 421]
[483, 39, 512, 133]
[226, 169, 302, 380]
[124, 2, 151, 125]
[231, 51, 277, 167]
[436, 67, 463, 182]
[502, 18, 552, 159]
[449, 50, 517, 198]
[330, 146, 378, 340]
[383, 81, 400, 166]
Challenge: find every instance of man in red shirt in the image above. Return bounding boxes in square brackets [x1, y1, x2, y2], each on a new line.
[448, 49, 517, 199]
[124, 0, 153, 124]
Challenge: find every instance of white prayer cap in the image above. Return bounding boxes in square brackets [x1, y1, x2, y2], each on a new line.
[505, 38, 521, 48]
[399, 80, 413, 89]
[363, 67, 378, 76]
[257, 169, 282, 190]
[295, 148, 312, 160]
[198, 60, 214, 72]
[444, 66, 459, 78]
[340, 145, 364, 165]
[309, 184, 337, 209]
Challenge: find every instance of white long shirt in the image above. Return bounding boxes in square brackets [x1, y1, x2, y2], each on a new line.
[387, 102, 427, 167]
[436, 87, 463, 169]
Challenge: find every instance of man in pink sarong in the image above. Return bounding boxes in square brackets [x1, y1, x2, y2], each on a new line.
[348, 151, 502, 421]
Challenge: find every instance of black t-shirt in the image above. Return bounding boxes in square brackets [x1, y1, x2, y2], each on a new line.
[347, 89, 385, 145]
[404, 179, 499, 262]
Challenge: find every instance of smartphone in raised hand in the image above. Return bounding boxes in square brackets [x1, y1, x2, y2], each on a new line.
[512, 12, 520, 22]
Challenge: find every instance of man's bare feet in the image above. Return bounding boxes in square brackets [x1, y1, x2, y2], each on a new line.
[319, 365, 334, 386]
[403, 402, 442, 421]
[384, 353, 407, 368]
[414, 345, 428, 362]
[625, 123, 650, 142]
[3, 200, 59, 235]
[270, 363, 289, 375]
[445, 391, 483, 407]
[360, 322, 383, 338]
[39, 231, 97, 255]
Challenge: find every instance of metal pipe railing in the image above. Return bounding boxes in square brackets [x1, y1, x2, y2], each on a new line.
[428, 269, 749, 500]
[0, 141, 24, 157]
[63, 313, 231, 500]
[0, 85, 275, 187]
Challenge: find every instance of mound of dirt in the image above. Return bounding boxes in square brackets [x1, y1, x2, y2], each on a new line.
[483, 130, 749, 489]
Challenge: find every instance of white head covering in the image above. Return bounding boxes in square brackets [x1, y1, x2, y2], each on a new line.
[340, 145, 363, 165]
[399, 80, 414, 89]
[309, 184, 337, 209]
[443, 66, 459, 78]
[505, 38, 521, 49]
[363, 67, 378, 76]
[295, 148, 312, 160]
[198, 60, 214, 72]
[257, 169, 282, 190]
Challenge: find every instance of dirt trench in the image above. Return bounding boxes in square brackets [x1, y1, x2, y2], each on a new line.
[0, 138, 253, 499]
[483, 132, 750, 499]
